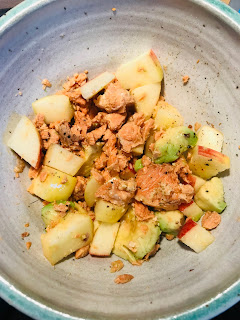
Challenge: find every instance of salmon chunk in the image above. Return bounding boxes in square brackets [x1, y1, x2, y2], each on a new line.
[94, 82, 134, 113]
[117, 113, 154, 153]
[95, 178, 136, 206]
[135, 163, 194, 210]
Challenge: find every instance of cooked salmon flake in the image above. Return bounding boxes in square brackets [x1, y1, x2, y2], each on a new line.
[135, 163, 194, 210]
[201, 211, 221, 230]
[166, 234, 175, 240]
[110, 260, 124, 273]
[75, 245, 89, 259]
[42, 78, 52, 90]
[194, 122, 201, 132]
[114, 274, 134, 284]
[21, 232, 29, 238]
[26, 242, 32, 250]
[182, 75, 190, 85]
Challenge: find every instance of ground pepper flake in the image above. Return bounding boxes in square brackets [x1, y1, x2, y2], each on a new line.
[24, 223, 29, 228]
[114, 274, 134, 284]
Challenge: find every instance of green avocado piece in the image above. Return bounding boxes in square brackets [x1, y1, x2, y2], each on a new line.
[113, 208, 161, 263]
[194, 177, 227, 213]
[154, 126, 198, 164]
[134, 159, 143, 172]
[41, 201, 75, 227]
[156, 210, 185, 235]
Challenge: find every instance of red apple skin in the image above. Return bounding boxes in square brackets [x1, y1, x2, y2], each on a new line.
[178, 219, 197, 239]
[149, 49, 158, 65]
[178, 201, 194, 212]
[187, 175, 196, 188]
[198, 146, 226, 163]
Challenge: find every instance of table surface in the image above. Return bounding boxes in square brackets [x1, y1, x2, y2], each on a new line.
[0, 0, 240, 319]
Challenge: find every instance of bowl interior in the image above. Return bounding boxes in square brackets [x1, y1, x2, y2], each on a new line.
[0, 0, 240, 319]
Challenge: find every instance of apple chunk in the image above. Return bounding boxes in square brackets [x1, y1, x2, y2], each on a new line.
[32, 95, 74, 124]
[89, 222, 120, 257]
[196, 125, 224, 152]
[194, 177, 226, 213]
[116, 50, 163, 89]
[153, 101, 184, 130]
[131, 83, 161, 119]
[44, 144, 85, 176]
[178, 201, 203, 222]
[41, 211, 93, 265]
[81, 72, 115, 100]
[188, 174, 206, 193]
[188, 146, 230, 179]
[28, 166, 77, 202]
[178, 219, 215, 253]
[94, 199, 128, 223]
[84, 176, 102, 207]
[7, 116, 41, 168]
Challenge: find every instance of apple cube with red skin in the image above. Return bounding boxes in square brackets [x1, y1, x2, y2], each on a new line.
[187, 174, 206, 193]
[196, 125, 224, 152]
[179, 201, 203, 222]
[89, 222, 120, 256]
[7, 116, 41, 169]
[116, 50, 163, 89]
[178, 219, 215, 253]
[188, 146, 230, 180]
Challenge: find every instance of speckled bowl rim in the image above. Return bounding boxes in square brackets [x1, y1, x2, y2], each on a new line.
[0, 0, 239, 319]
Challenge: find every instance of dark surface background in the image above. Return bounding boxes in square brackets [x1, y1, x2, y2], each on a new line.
[0, 1, 240, 319]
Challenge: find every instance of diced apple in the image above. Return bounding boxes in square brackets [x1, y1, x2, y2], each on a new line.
[89, 222, 120, 256]
[7, 116, 41, 169]
[132, 144, 144, 156]
[178, 201, 203, 222]
[194, 177, 226, 213]
[93, 220, 101, 234]
[178, 219, 215, 253]
[188, 174, 206, 193]
[28, 166, 77, 202]
[153, 101, 184, 130]
[32, 95, 74, 124]
[44, 144, 85, 176]
[41, 211, 93, 265]
[196, 125, 224, 152]
[131, 83, 161, 119]
[80, 72, 115, 100]
[84, 176, 102, 207]
[94, 199, 128, 223]
[188, 146, 230, 179]
[116, 50, 163, 89]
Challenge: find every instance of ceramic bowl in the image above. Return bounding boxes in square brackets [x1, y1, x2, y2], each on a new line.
[0, 0, 240, 319]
